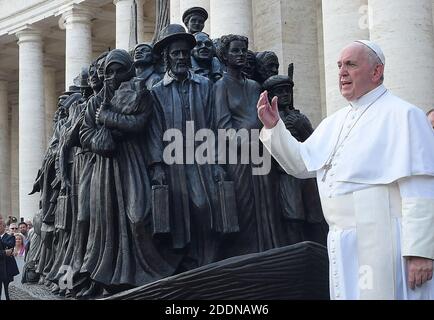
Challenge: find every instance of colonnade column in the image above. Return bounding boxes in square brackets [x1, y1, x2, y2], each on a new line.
[16, 28, 46, 220]
[44, 66, 57, 144]
[61, 4, 93, 90]
[114, 0, 136, 50]
[210, 0, 253, 44]
[170, 0, 181, 25]
[369, 0, 434, 112]
[322, 0, 369, 115]
[0, 78, 11, 218]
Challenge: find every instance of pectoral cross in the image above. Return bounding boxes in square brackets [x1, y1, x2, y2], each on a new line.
[321, 162, 333, 182]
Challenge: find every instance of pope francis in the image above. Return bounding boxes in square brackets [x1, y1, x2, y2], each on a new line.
[258, 40, 434, 300]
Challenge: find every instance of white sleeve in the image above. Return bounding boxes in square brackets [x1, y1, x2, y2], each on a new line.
[398, 175, 434, 259]
[259, 119, 315, 179]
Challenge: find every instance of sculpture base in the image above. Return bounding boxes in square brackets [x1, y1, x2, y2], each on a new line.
[105, 241, 329, 300]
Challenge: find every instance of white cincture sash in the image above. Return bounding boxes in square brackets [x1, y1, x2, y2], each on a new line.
[321, 185, 401, 299]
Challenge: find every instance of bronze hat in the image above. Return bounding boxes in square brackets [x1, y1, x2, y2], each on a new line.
[263, 75, 294, 91]
[182, 6, 208, 25]
[153, 24, 196, 55]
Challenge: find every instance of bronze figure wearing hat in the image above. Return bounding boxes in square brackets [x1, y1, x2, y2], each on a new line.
[182, 6, 208, 34]
[264, 73, 327, 246]
[148, 23, 223, 270]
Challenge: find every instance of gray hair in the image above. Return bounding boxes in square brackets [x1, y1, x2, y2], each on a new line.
[361, 45, 385, 83]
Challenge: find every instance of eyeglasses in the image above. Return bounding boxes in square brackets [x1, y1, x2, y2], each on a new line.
[10, 227, 18, 230]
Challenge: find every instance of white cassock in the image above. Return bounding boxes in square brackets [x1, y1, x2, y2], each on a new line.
[260, 84, 434, 300]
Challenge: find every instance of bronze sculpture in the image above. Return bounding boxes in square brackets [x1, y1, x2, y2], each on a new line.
[255, 51, 280, 84]
[191, 32, 223, 83]
[214, 34, 287, 259]
[263, 75, 327, 246]
[24, 6, 329, 299]
[182, 6, 208, 34]
[149, 24, 223, 270]
[80, 49, 180, 294]
[133, 43, 162, 90]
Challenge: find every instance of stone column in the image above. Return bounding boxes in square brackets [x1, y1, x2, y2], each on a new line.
[322, 0, 369, 115]
[179, 0, 211, 34]
[136, 0, 147, 43]
[138, 0, 156, 43]
[44, 66, 57, 144]
[252, 0, 322, 126]
[16, 28, 46, 221]
[170, 0, 181, 25]
[114, 0, 136, 50]
[317, 0, 326, 119]
[10, 104, 19, 219]
[0, 79, 11, 218]
[210, 0, 253, 44]
[369, 0, 434, 113]
[62, 4, 93, 90]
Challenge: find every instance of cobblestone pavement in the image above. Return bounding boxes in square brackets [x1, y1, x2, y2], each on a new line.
[9, 282, 70, 301]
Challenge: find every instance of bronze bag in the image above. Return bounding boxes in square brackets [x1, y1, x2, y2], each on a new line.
[151, 185, 170, 236]
[216, 180, 239, 234]
[54, 195, 71, 230]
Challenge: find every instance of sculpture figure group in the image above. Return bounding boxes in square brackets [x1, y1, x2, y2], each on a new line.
[24, 7, 327, 298]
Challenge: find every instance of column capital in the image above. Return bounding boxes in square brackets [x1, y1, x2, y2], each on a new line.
[15, 26, 42, 46]
[58, 3, 94, 26]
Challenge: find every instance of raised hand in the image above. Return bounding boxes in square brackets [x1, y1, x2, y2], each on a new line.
[257, 90, 280, 129]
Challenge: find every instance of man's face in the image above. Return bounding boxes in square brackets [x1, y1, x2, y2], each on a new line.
[270, 85, 292, 110]
[242, 51, 256, 78]
[168, 40, 191, 76]
[428, 112, 434, 129]
[192, 33, 214, 61]
[89, 64, 102, 91]
[9, 223, 18, 234]
[96, 57, 107, 81]
[264, 57, 279, 79]
[134, 45, 153, 65]
[226, 40, 247, 69]
[57, 97, 66, 109]
[19, 224, 28, 235]
[337, 44, 382, 101]
[187, 14, 205, 34]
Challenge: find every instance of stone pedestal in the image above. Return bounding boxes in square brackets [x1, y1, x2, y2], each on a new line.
[322, 0, 369, 115]
[16, 28, 46, 220]
[369, 0, 434, 113]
